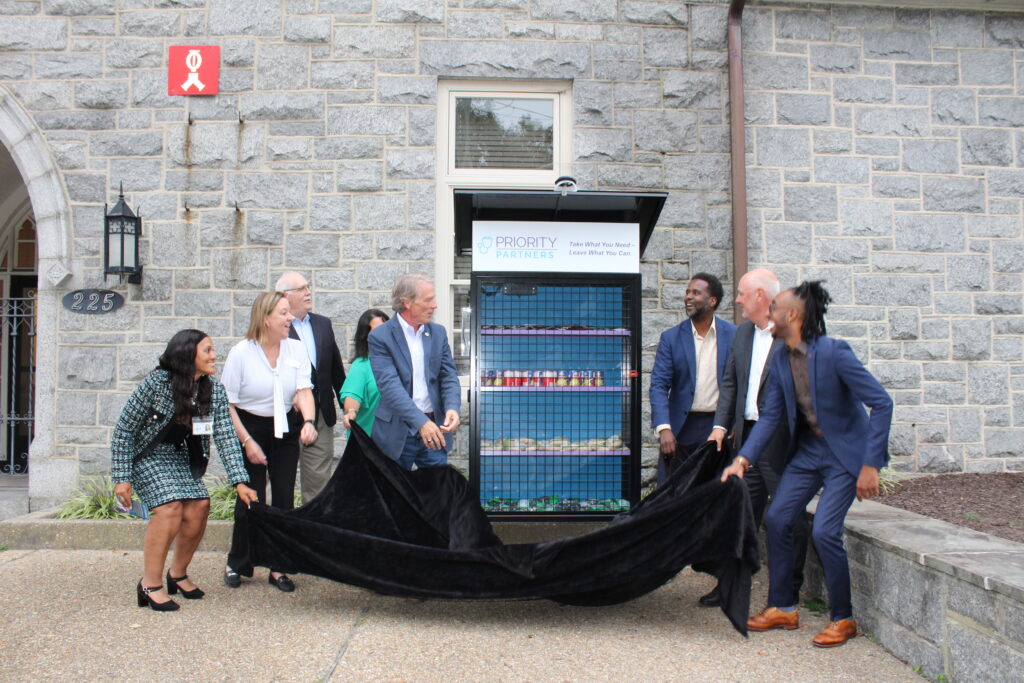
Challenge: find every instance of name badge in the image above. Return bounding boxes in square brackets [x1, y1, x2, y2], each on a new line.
[193, 417, 213, 436]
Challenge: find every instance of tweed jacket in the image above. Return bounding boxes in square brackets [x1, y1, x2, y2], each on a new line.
[110, 368, 248, 485]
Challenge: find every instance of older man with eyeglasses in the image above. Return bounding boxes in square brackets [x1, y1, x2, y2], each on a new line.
[276, 272, 346, 503]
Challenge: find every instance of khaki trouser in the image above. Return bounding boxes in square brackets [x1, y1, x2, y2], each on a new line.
[298, 413, 337, 504]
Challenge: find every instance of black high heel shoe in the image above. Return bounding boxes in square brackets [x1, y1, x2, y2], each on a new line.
[166, 572, 205, 599]
[136, 581, 180, 611]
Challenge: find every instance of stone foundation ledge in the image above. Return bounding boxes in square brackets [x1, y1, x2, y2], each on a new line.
[0, 507, 602, 552]
[803, 499, 1024, 682]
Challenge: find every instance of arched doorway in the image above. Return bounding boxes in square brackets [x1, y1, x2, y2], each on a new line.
[0, 87, 72, 513]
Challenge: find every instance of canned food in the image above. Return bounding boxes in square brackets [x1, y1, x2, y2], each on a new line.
[542, 370, 556, 387]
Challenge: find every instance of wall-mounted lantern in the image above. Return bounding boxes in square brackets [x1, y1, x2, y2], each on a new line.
[104, 184, 143, 285]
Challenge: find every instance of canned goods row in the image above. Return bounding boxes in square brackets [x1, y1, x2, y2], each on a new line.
[482, 370, 606, 387]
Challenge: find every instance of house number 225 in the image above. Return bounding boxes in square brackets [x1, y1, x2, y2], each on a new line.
[61, 289, 124, 314]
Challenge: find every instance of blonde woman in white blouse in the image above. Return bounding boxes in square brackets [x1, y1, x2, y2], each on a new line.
[221, 291, 317, 593]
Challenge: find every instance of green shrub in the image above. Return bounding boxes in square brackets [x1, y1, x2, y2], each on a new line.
[57, 477, 134, 520]
[207, 479, 238, 520]
[879, 466, 902, 495]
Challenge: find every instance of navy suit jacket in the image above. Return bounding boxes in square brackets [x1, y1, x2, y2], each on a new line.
[738, 335, 893, 477]
[649, 316, 737, 435]
[289, 312, 345, 427]
[368, 315, 461, 458]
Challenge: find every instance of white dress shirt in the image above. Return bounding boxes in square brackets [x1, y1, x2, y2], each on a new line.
[656, 318, 718, 434]
[745, 322, 775, 421]
[397, 313, 432, 414]
[221, 338, 313, 437]
[291, 313, 317, 369]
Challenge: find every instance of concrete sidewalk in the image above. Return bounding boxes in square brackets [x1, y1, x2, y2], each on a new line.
[0, 548, 917, 681]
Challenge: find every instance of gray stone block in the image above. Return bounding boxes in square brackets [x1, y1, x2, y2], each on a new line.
[809, 45, 860, 74]
[922, 177, 984, 214]
[328, 106, 405, 136]
[174, 291, 231, 318]
[775, 9, 829, 41]
[613, 83, 661, 110]
[356, 262, 408, 292]
[531, 0, 614, 22]
[894, 214, 965, 252]
[784, 186, 836, 222]
[931, 88, 976, 125]
[856, 106, 928, 136]
[61, 347, 117, 390]
[919, 445, 963, 473]
[840, 199, 893, 236]
[119, 11, 179, 36]
[872, 175, 919, 199]
[663, 71, 721, 110]
[951, 318, 990, 361]
[962, 129, 1013, 167]
[44, 0, 114, 14]
[168, 123, 263, 169]
[986, 13, 1024, 49]
[923, 383, 965, 405]
[833, 6, 892, 27]
[816, 238, 867, 264]
[979, 97, 1024, 128]
[961, 50, 1013, 86]
[757, 128, 809, 168]
[336, 161, 382, 192]
[743, 53, 808, 91]
[575, 128, 631, 162]
[873, 549, 945, 640]
[664, 155, 729, 191]
[776, 94, 830, 126]
[208, 0, 280, 35]
[227, 174, 307, 210]
[314, 137, 382, 161]
[975, 294, 1023, 316]
[285, 234, 340, 267]
[814, 131, 851, 155]
[658, 192, 704, 228]
[333, 26, 415, 59]
[932, 10, 984, 47]
[765, 223, 812, 264]
[855, 275, 931, 307]
[420, 40, 589, 79]
[309, 196, 351, 232]
[864, 29, 930, 61]
[447, 11, 502, 38]
[895, 64, 958, 86]
[387, 149, 434, 179]
[311, 61, 374, 90]
[815, 157, 868, 184]
[211, 249, 267, 289]
[948, 254, 991, 293]
[377, 231, 433, 261]
[688, 5, 723, 48]
[969, 365, 1009, 405]
[354, 195, 404, 230]
[285, 16, 331, 43]
[256, 44, 307, 90]
[634, 111, 696, 153]
[984, 428, 1024, 456]
[994, 244, 1024, 274]
[948, 620, 1024, 682]
[0, 16, 66, 49]
[989, 170, 1024, 198]
[949, 406, 982, 442]
[888, 309, 918, 340]
[597, 164, 661, 189]
[237, 93, 322, 121]
[874, 362, 920, 389]
[904, 139, 959, 174]
[56, 392, 98, 427]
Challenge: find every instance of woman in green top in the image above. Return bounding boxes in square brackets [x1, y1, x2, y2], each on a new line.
[340, 309, 390, 435]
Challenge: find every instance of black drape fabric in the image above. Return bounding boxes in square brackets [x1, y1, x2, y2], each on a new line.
[248, 425, 760, 635]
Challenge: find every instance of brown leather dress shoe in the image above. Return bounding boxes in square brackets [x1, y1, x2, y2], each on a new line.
[747, 607, 800, 631]
[812, 619, 857, 647]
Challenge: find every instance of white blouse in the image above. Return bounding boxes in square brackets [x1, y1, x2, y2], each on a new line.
[221, 338, 312, 437]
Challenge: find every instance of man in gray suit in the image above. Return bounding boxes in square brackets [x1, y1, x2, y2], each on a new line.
[368, 273, 461, 469]
[700, 268, 807, 607]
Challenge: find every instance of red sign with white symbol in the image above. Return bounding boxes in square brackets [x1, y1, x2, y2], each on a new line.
[167, 45, 220, 96]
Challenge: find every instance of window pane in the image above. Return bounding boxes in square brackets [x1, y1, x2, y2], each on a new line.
[455, 97, 553, 169]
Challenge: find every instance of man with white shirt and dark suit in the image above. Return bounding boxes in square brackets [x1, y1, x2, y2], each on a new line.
[698, 269, 807, 608]
[368, 273, 461, 469]
[277, 272, 346, 503]
[649, 272, 736, 485]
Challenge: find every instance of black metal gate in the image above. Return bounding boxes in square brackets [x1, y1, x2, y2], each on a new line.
[0, 293, 35, 476]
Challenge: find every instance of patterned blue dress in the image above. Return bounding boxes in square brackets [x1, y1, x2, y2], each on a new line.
[111, 369, 249, 509]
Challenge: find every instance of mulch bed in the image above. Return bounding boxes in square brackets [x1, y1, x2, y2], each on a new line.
[878, 472, 1024, 545]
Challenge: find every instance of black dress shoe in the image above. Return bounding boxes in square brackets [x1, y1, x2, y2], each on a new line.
[136, 581, 180, 611]
[268, 573, 295, 592]
[223, 569, 241, 588]
[167, 571, 205, 599]
[698, 587, 722, 607]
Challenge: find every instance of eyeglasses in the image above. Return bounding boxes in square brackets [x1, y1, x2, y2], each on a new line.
[283, 284, 311, 293]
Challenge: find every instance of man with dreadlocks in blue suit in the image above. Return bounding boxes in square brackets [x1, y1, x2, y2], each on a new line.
[721, 281, 893, 649]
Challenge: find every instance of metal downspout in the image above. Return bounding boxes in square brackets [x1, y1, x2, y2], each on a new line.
[728, 0, 748, 322]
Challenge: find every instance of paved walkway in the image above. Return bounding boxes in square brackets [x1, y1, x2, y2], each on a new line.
[0, 548, 917, 681]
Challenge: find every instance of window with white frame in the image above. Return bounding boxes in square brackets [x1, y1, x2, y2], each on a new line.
[434, 80, 573, 376]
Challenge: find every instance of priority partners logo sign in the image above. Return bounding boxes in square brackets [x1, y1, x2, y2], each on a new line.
[472, 221, 639, 274]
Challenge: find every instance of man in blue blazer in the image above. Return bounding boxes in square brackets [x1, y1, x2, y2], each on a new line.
[369, 274, 461, 470]
[721, 281, 893, 648]
[649, 272, 736, 484]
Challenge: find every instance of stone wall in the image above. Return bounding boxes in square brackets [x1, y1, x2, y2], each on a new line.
[0, 1, 1020, 503]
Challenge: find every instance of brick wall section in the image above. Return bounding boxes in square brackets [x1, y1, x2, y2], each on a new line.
[0, 1, 1020, 484]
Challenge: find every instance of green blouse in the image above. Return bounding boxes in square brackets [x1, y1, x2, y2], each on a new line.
[339, 356, 380, 436]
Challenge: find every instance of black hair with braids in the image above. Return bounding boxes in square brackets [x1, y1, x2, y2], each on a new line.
[158, 329, 213, 424]
[792, 280, 832, 341]
[691, 272, 725, 310]
[352, 308, 390, 361]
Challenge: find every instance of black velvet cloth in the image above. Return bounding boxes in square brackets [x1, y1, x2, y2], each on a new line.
[248, 425, 760, 635]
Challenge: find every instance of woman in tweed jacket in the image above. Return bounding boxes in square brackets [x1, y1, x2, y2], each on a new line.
[112, 329, 258, 611]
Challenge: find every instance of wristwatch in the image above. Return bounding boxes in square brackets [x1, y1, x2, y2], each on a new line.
[303, 419, 315, 426]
